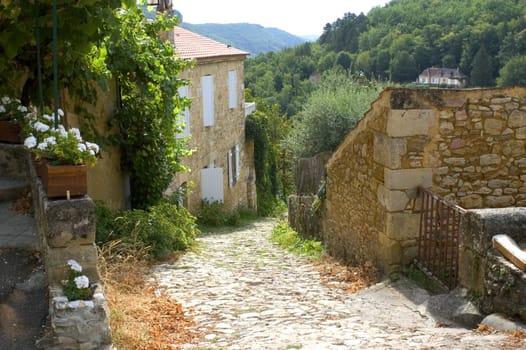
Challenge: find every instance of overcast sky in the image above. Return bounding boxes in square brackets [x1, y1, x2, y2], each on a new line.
[173, 0, 391, 36]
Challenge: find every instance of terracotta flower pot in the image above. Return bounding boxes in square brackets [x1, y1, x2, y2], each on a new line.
[0, 120, 22, 144]
[42, 163, 87, 199]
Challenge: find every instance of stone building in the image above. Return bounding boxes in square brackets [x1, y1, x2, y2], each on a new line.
[322, 87, 526, 274]
[167, 26, 256, 213]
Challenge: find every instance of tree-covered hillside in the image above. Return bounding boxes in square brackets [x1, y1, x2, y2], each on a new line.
[320, 0, 526, 84]
[182, 23, 306, 56]
[245, 0, 526, 117]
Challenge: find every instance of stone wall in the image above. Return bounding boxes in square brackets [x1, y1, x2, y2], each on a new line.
[27, 152, 112, 349]
[168, 57, 252, 213]
[459, 208, 526, 322]
[324, 87, 526, 273]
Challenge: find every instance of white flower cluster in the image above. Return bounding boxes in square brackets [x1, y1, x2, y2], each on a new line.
[67, 259, 83, 272]
[66, 259, 91, 292]
[74, 275, 90, 289]
[22, 107, 100, 165]
[0, 96, 37, 122]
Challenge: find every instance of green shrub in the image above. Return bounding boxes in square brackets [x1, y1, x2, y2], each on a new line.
[95, 201, 198, 259]
[94, 200, 120, 244]
[196, 201, 241, 227]
[270, 221, 324, 260]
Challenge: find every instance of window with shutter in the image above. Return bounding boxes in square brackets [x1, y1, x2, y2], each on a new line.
[201, 75, 214, 126]
[176, 86, 190, 138]
[228, 70, 237, 109]
[201, 166, 224, 203]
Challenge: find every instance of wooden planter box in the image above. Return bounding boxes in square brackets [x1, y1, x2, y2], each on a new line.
[0, 120, 22, 144]
[42, 163, 87, 199]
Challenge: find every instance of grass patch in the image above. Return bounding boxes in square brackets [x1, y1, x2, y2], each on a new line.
[197, 202, 260, 233]
[270, 221, 324, 260]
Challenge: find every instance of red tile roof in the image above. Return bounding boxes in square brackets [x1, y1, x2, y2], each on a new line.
[172, 26, 248, 61]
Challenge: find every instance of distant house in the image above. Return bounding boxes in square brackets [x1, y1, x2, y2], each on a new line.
[167, 26, 257, 213]
[417, 67, 467, 88]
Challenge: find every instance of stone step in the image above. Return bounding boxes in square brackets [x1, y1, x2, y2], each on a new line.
[0, 201, 38, 250]
[0, 177, 30, 203]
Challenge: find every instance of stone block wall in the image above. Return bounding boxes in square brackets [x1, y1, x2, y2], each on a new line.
[324, 87, 526, 273]
[27, 153, 112, 349]
[459, 208, 526, 322]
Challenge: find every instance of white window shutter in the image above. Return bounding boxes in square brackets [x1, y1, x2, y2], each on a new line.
[177, 86, 190, 138]
[228, 70, 237, 109]
[201, 75, 214, 126]
[235, 144, 240, 180]
[228, 149, 233, 188]
[201, 167, 224, 203]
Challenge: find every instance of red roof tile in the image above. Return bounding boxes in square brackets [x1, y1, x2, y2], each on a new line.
[172, 26, 248, 60]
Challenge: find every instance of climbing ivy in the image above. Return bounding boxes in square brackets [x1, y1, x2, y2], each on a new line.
[105, 7, 192, 209]
[245, 91, 291, 216]
[0, 2, 192, 209]
[0, 0, 126, 105]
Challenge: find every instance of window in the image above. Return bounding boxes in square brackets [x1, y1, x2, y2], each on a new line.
[201, 75, 214, 126]
[176, 86, 190, 138]
[228, 70, 237, 109]
[228, 144, 240, 188]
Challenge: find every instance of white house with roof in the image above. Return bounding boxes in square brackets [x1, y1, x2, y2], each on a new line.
[417, 67, 467, 88]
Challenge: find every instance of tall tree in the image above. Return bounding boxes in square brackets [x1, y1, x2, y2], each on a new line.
[497, 55, 526, 86]
[470, 45, 494, 87]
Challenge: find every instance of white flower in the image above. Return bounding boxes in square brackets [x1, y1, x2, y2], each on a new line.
[44, 136, 57, 145]
[24, 136, 37, 149]
[89, 150, 95, 156]
[33, 121, 50, 133]
[37, 142, 48, 150]
[58, 125, 68, 137]
[42, 113, 54, 122]
[77, 143, 87, 152]
[70, 128, 83, 141]
[85, 141, 100, 155]
[0, 105, 5, 113]
[67, 259, 83, 272]
[58, 108, 64, 117]
[74, 275, 90, 289]
[17, 105, 28, 113]
[1, 96, 10, 104]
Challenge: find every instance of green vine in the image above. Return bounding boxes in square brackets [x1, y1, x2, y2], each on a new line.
[105, 7, 192, 209]
[1, 2, 193, 209]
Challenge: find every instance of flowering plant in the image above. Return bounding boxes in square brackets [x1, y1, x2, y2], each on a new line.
[0, 96, 34, 123]
[63, 259, 93, 301]
[23, 109, 99, 166]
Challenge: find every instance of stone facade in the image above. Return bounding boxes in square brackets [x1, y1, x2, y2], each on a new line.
[324, 87, 526, 273]
[167, 56, 253, 213]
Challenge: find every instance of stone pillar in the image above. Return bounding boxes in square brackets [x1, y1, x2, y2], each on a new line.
[374, 109, 436, 272]
[28, 155, 112, 349]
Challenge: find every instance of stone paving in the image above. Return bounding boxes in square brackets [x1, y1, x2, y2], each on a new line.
[152, 219, 525, 350]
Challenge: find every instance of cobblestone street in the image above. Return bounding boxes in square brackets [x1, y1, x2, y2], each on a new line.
[152, 219, 524, 350]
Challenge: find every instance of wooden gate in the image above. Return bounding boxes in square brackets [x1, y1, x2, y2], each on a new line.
[416, 187, 466, 290]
